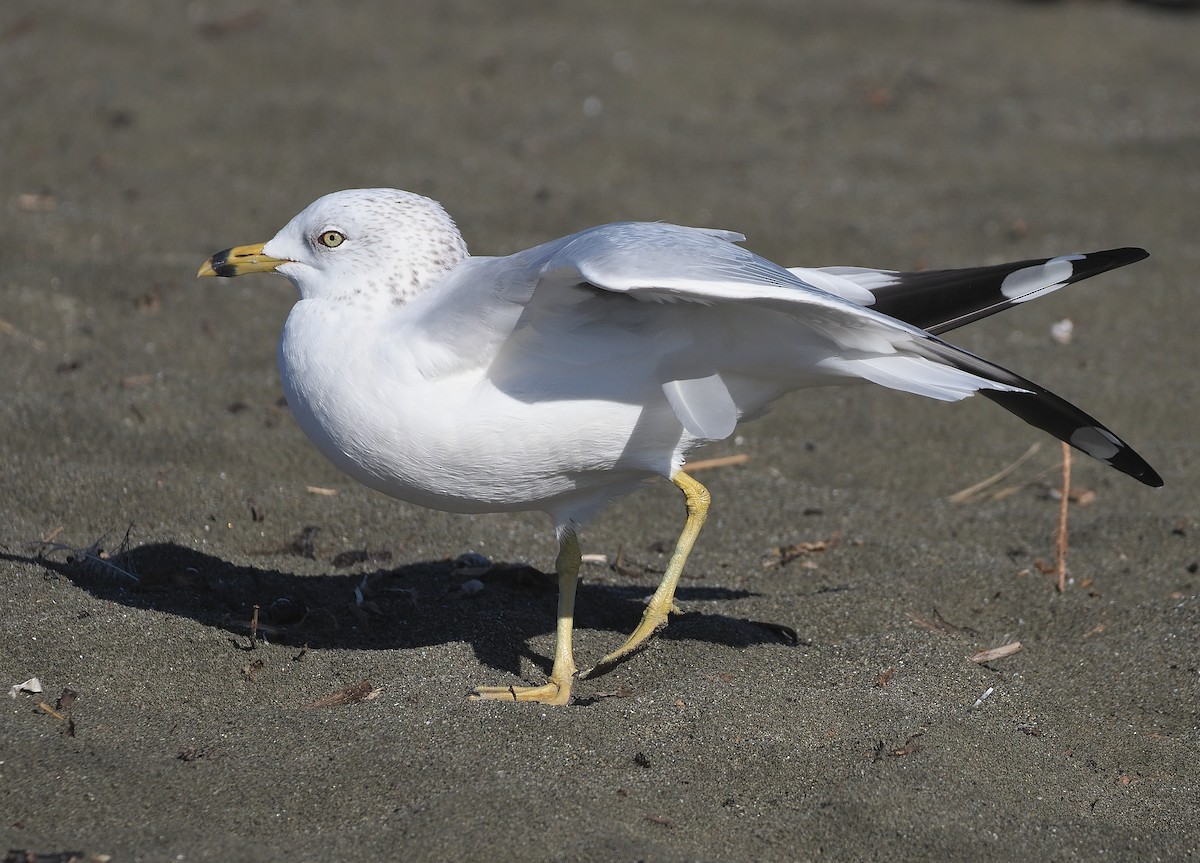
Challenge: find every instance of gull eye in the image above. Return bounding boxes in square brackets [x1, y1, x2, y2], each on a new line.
[318, 230, 346, 248]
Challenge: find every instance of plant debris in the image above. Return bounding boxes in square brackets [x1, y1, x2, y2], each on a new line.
[1055, 442, 1071, 592]
[36, 690, 77, 737]
[906, 607, 973, 636]
[247, 603, 260, 649]
[0, 316, 47, 351]
[890, 729, 927, 756]
[32, 526, 140, 583]
[307, 680, 381, 708]
[762, 533, 840, 568]
[969, 642, 1023, 664]
[948, 443, 1042, 503]
[119, 373, 155, 389]
[684, 453, 750, 471]
[36, 702, 65, 721]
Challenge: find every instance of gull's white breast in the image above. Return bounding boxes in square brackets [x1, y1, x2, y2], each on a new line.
[277, 298, 684, 521]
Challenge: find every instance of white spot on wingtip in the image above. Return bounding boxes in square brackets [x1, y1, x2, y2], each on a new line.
[1000, 257, 1078, 302]
[1070, 426, 1121, 461]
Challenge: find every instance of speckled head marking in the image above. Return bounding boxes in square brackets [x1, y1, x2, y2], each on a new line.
[259, 188, 469, 304]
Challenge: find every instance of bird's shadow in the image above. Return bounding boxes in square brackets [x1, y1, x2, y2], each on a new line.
[7, 540, 798, 679]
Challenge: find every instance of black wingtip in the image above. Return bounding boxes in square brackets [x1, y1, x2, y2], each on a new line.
[915, 337, 1161, 488]
[875, 247, 1151, 335]
[982, 390, 1162, 488]
[1129, 462, 1164, 489]
[1078, 246, 1150, 274]
[1111, 247, 1150, 265]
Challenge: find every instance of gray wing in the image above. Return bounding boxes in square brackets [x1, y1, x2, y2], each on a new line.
[533, 224, 1023, 433]
[412, 222, 1160, 486]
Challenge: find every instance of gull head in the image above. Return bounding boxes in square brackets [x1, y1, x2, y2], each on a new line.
[197, 188, 469, 303]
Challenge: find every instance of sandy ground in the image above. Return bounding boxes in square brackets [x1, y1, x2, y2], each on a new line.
[2, 1, 1197, 860]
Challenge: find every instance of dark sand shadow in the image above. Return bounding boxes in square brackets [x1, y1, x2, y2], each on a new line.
[5, 542, 800, 679]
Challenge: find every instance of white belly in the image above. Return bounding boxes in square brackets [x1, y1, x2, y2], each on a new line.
[277, 300, 687, 521]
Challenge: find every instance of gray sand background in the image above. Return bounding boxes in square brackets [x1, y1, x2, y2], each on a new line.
[2, 1, 1197, 860]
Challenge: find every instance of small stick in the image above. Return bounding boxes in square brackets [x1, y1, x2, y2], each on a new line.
[948, 443, 1041, 503]
[248, 604, 260, 649]
[37, 701, 66, 720]
[987, 463, 1064, 501]
[0, 316, 48, 351]
[684, 453, 750, 472]
[1056, 443, 1071, 593]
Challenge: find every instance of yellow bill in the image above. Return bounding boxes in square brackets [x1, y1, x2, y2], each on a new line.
[197, 242, 289, 278]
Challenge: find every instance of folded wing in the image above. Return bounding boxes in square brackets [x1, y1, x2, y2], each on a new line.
[426, 222, 1159, 486]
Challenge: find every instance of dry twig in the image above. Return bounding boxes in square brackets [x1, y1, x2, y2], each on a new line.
[948, 443, 1041, 503]
[1056, 442, 1071, 593]
[684, 453, 750, 471]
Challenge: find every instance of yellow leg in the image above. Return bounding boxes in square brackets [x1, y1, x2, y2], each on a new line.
[470, 528, 580, 705]
[581, 470, 710, 680]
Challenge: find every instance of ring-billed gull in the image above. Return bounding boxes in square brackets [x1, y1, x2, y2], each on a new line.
[198, 188, 1160, 705]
